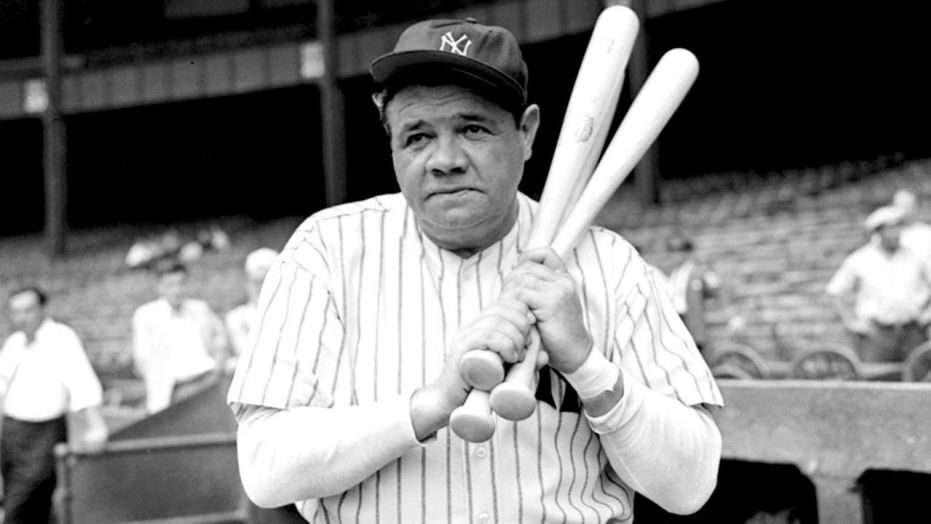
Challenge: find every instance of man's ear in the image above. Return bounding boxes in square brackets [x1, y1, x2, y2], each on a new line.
[519, 104, 541, 162]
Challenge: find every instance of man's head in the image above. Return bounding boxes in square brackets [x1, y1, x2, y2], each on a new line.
[154, 260, 189, 310]
[665, 233, 695, 269]
[244, 247, 278, 299]
[893, 189, 918, 218]
[865, 205, 906, 252]
[370, 18, 540, 256]
[8, 286, 47, 340]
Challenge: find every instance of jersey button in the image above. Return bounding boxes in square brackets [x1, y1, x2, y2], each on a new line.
[474, 445, 487, 458]
[477, 511, 489, 523]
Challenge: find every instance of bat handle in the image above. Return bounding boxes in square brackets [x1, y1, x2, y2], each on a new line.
[459, 349, 506, 390]
[449, 389, 496, 442]
[490, 329, 541, 421]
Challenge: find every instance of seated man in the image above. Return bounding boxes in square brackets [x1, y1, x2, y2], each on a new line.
[225, 247, 279, 371]
[826, 205, 931, 362]
[661, 234, 721, 353]
[132, 260, 229, 413]
[892, 189, 931, 261]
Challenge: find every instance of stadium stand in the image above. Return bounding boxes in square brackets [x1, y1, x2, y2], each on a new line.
[1, 156, 930, 404]
[598, 155, 931, 364]
[0, 216, 301, 410]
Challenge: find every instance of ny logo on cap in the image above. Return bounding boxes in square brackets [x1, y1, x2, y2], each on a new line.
[440, 32, 472, 56]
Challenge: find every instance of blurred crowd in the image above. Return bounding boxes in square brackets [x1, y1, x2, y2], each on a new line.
[1, 187, 929, 522]
[648, 188, 931, 381]
[0, 242, 279, 522]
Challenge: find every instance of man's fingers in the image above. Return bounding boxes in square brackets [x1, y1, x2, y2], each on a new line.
[480, 326, 527, 363]
[535, 343, 549, 370]
[518, 247, 566, 270]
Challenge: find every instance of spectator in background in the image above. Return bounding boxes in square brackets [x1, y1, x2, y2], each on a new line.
[225, 248, 279, 371]
[661, 234, 721, 353]
[892, 189, 931, 261]
[826, 205, 931, 362]
[0, 286, 108, 524]
[132, 260, 229, 413]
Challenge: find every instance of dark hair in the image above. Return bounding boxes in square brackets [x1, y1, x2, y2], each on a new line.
[153, 258, 188, 278]
[9, 285, 48, 306]
[373, 72, 526, 136]
[666, 235, 694, 253]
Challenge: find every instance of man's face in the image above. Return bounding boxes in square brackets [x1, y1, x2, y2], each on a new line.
[877, 222, 904, 250]
[386, 84, 538, 255]
[157, 270, 188, 309]
[9, 290, 45, 339]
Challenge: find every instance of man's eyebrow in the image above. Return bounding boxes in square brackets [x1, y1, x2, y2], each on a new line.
[396, 112, 494, 134]
[459, 112, 491, 123]
[397, 119, 427, 134]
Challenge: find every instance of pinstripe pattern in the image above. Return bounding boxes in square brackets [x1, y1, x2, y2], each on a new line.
[228, 192, 722, 523]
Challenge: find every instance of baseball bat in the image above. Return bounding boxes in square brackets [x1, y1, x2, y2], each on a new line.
[450, 5, 640, 441]
[491, 48, 700, 420]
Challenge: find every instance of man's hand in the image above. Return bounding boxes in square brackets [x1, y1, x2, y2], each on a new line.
[844, 316, 874, 335]
[501, 248, 593, 374]
[81, 407, 109, 454]
[83, 424, 109, 454]
[411, 297, 534, 441]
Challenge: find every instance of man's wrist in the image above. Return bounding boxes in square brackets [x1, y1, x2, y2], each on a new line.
[410, 385, 460, 442]
[551, 338, 595, 375]
[562, 349, 624, 418]
[579, 373, 624, 418]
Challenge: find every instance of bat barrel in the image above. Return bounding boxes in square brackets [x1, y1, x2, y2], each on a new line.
[529, 5, 639, 248]
[551, 48, 699, 257]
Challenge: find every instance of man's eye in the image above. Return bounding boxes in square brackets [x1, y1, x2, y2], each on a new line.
[405, 133, 429, 147]
[463, 124, 489, 137]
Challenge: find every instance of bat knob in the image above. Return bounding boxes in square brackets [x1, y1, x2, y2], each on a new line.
[459, 350, 505, 390]
[450, 390, 496, 442]
[490, 381, 537, 421]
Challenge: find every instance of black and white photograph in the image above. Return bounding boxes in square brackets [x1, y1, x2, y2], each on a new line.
[2, 1, 930, 523]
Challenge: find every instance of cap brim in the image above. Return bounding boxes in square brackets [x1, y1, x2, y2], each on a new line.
[371, 50, 525, 106]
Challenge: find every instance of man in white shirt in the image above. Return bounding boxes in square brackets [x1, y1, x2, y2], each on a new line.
[229, 17, 722, 523]
[661, 234, 721, 353]
[133, 261, 228, 413]
[0, 286, 108, 524]
[224, 248, 279, 371]
[826, 205, 931, 362]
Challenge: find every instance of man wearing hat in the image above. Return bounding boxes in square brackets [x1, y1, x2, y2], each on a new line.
[228, 17, 722, 523]
[826, 205, 931, 362]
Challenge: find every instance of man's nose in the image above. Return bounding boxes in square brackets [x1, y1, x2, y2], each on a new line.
[426, 135, 467, 175]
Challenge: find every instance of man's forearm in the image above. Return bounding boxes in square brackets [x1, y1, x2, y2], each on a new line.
[587, 371, 722, 515]
[236, 395, 422, 508]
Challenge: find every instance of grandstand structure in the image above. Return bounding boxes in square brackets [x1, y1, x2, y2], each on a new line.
[4, 1, 931, 522]
[2, 0, 929, 378]
[2, 153, 928, 384]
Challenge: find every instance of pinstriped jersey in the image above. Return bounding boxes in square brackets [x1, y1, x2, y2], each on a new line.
[228, 192, 723, 523]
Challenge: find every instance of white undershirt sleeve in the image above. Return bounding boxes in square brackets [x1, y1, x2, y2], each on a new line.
[584, 369, 722, 515]
[235, 392, 423, 508]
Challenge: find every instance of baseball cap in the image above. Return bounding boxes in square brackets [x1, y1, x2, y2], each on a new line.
[864, 205, 906, 232]
[370, 18, 528, 109]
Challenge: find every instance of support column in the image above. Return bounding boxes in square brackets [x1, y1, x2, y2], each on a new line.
[607, 0, 660, 207]
[42, 0, 67, 256]
[811, 474, 864, 524]
[318, 0, 347, 206]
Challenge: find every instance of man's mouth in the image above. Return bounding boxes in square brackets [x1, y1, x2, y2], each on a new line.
[431, 188, 476, 198]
